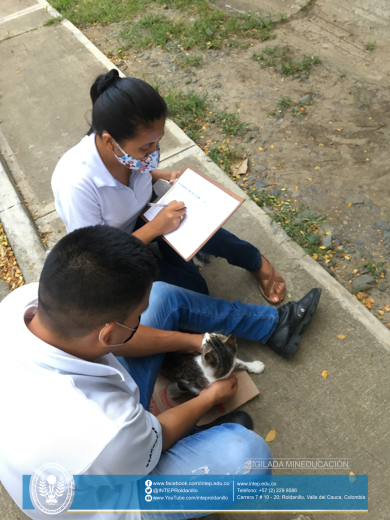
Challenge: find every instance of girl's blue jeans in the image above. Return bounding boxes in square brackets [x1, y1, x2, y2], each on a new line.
[135, 215, 262, 295]
[117, 282, 274, 520]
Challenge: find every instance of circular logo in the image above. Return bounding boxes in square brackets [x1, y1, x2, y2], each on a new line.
[30, 463, 74, 515]
[145, 480, 152, 487]
[145, 487, 152, 494]
[145, 494, 152, 502]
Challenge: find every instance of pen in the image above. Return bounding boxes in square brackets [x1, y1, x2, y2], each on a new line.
[148, 202, 168, 208]
[148, 202, 187, 209]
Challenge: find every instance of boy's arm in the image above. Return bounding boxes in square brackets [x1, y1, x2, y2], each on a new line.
[113, 325, 204, 356]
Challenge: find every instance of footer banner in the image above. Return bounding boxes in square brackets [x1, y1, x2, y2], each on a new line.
[23, 473, 368, 514]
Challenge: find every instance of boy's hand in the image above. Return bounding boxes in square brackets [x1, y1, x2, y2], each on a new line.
[200, 374, 238, 405]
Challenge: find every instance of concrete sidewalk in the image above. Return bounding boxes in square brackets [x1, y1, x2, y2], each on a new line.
[0, 1, 389, 519]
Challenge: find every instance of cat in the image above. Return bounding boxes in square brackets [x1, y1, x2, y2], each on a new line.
[159, 333, 265, 399]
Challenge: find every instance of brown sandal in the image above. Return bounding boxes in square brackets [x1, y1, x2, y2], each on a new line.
[251, 255, 286, 304]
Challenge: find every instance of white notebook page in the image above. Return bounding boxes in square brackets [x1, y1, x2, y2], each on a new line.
[144, 168, 240, 260]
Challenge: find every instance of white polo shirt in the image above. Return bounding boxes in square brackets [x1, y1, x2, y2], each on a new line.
[51, 134, 153, 233]
[0, 284, 162, 520]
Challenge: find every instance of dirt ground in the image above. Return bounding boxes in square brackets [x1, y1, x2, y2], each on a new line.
[79, 0, 390, 326]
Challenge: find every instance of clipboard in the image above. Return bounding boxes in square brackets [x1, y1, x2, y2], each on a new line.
[142, 166, 245, 261]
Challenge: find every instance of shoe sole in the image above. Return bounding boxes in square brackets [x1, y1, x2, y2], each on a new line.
[282, 288, 322, 358]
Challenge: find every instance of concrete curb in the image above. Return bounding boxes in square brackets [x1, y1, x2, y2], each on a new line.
[1, 2, 389, 350]
[0, 136, 46, 284]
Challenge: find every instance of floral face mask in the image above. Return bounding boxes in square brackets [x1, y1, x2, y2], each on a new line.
[113, 139, 160, 173]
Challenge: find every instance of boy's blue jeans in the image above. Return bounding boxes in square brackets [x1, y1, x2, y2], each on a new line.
[117, 282, 274, 520]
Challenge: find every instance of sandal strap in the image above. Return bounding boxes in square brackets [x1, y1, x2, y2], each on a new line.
[257, 256, 285, 299]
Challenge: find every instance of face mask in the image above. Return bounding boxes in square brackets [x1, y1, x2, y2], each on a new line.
[113, 140, 160, 173]
[99, 318, 140, 348]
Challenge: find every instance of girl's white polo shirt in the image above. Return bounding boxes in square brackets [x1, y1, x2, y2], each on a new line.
[0, 284, 162, 520]
[51, 134, 153, 234]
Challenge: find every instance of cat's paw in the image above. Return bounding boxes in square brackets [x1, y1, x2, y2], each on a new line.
[167, 382, 182, 400]
[246, 360, 265, 374]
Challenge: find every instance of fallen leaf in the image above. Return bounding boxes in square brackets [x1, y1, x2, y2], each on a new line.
[320, 246, 327, 249]
[265, 429, 276, 443]
[344, 255, 351, 260]
[230, 157, 248, 176]
[368, 297, 375, 303]
[306, 177, 312, 181]
[321, 370, 328, 379]
[347, 203, 352, 207]
[337, 334, 346, 340]
[366, 300, 371, 309]
[353, 269, 358, 274]
[315, 166, 321, 170]
[385, 305, 390, 312]
[358, 292, 368, 299]
[312, 253, 318, 260]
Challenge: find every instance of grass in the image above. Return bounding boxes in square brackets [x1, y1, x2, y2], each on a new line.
[269, 96, 309, 119]
[43, 16, 63, 25]
[365, 41, 376, 51]
[51, 0, 274, 50]
[119, 10, 274, 51]
[243, 187, 328, 258]
[162, 89, 208, 141]
[362, 261, 385, 278]
[207, 146, 238, 174]
[252, 45, 320, 76]
[175, 55, 203, 68]
[277, 96, 292, 109]
[215, 111, 248, 137]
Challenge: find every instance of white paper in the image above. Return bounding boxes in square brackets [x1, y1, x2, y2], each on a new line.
[144, 168, 240, 259]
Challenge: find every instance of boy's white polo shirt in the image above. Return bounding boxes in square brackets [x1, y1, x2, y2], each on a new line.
[51, 133, 153, 233]
[0, 283, 162, 520]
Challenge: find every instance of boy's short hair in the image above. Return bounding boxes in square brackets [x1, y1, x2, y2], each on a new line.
[38, 226, 158, 338]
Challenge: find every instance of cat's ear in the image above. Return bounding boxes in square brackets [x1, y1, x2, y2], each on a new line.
[203, 344, 217, 366]
[225, 334, 237, 351]
[204, 351, 217, 366]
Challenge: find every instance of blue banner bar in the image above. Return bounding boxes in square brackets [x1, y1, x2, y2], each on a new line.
[24, 474, 368, 512]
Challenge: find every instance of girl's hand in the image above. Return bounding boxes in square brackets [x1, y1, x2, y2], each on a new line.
[151, 200, 186, 236]
[168, 171, 182, 184]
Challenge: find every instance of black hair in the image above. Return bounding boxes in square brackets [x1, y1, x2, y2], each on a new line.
[38, 226, 158, 338]
[88, 69, 168, 144]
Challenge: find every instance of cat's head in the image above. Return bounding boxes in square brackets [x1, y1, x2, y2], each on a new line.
[201, 333, 237, 379]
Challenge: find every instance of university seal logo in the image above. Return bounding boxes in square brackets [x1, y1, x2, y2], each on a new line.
[30, 463, 75, 515]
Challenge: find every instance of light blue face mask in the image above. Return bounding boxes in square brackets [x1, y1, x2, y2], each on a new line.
[113, 140, 160, 173]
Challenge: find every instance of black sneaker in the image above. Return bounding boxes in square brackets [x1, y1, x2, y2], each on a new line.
[198, 411, 254, 431]
[265, 288, 322, 358]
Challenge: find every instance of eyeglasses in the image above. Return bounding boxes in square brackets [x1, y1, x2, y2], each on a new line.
[99, 317, 140, 347]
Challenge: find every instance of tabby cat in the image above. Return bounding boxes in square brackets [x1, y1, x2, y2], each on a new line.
[159, 333, 265, 399]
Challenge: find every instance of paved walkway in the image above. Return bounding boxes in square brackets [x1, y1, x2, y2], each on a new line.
[0, 1, 389, 519]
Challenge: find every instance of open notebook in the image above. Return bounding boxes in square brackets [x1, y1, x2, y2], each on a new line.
[143, 166, 245, 261]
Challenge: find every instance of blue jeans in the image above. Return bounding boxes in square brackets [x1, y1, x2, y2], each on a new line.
[128, 207, 264, 295]
[156, 227, 262, 295]
[118, 281, 278, 409]
[118, 282, 274, 520]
